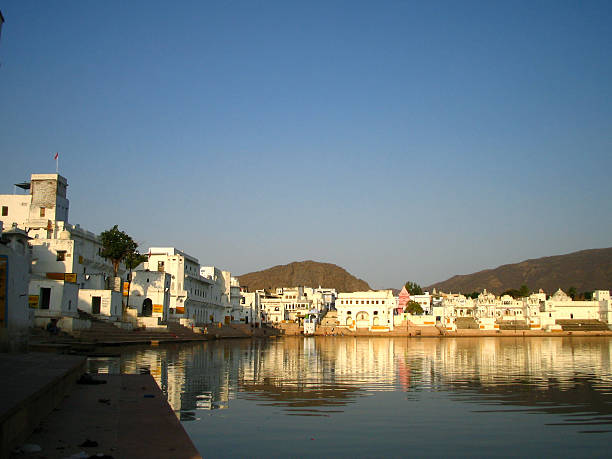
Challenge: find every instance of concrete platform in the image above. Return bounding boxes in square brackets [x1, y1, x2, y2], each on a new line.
[0, 353, 86, 459]
[10, 374, 201, 459]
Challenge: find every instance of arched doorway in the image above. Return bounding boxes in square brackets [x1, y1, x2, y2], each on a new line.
[142, 298, 153, 317]
[356, 311, 369, 329]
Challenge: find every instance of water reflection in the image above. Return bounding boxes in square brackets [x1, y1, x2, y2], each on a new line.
[87, 337, 612, 430]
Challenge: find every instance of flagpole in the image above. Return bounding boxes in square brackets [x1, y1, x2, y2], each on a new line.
[55, 152, 59, 173]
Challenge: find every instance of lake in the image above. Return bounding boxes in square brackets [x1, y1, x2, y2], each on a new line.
[87, 336, 612, 458]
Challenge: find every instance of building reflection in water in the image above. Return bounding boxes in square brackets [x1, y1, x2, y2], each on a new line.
[87, 337, 612, 426]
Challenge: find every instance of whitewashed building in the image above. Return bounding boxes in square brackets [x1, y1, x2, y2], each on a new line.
[259, 292, 285, 323]
[125, 269, 171, 327]
[411, 292, 432, 314]
[127, 270, 171, 318]
[239, 290, 261, 326]
[146, 248, 216, 325]
[145, 248, 238, 326]
[541, 288, 603, 323]
[335, 290, 395, 332]
[0, 223, 33, 350]
[258, 286, 330, 324]
[0, 173, 123, 326]
[593, 290, 612, 326]
[200, 266, 234, 324]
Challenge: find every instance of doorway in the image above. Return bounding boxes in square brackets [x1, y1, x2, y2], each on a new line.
[92, 296, 101, 314]
[142, 298, 153, 317]
[40, 288, 51, 309]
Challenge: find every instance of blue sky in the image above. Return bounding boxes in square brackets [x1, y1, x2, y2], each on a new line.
[1, 1, 611, 289]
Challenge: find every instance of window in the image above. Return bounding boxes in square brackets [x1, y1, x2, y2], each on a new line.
[374, 311, 378, 315]
[158, 261, 165, 272]
[40, 207, 45, 217]
[56, 250, 66, 261]
[1, 206, 7, 216]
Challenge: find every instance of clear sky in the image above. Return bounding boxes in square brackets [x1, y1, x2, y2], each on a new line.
[1, 1, 611, 289]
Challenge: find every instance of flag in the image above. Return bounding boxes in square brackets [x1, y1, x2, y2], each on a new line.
[54, 152, 59, 160]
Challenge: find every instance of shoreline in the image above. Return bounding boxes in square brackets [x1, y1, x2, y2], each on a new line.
[276, 323, 612, 338]
[27, 323, 612, 355]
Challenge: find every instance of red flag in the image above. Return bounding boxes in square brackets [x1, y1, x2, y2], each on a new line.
[54, 152, 59, 160]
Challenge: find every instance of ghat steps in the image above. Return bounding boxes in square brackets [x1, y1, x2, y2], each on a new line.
[555, 319, 609, 331]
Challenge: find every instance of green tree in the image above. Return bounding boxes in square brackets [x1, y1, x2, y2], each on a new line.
[501, 289, 521, 299]
[125, 250, 147, 271]
[582, 291, 593, 300]
[465, 291, 479, 299]
[568, 286, 577, 300]
[100, 225, 139, 277]
[404, 300, 424, 315]
[519, 285, 530, 298]
[404, 281, 423, 296]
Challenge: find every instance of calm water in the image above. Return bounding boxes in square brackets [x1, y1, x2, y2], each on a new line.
[88, 337, 612, 458]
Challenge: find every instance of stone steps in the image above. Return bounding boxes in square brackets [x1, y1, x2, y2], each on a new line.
[556, 319, 609, 331]
[456, 317, 479, 330]
[498, 320, 530, 331]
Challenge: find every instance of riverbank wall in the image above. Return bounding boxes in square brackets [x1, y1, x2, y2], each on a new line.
[28, 322, 282, 353]
[275, 323, 612, 338]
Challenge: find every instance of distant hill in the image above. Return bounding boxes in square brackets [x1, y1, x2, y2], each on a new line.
[427, 248, 612, 295]
[238, 260, 371, 293]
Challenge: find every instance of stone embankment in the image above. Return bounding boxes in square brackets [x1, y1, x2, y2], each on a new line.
[275, 322, 612, 337]
[29, 319, 281, 352]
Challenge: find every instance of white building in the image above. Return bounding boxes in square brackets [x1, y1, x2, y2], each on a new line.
[145, 248, 239, 326]
[229, 276, 241, 322]
[593, 290, 612, 326]
[411, 292, 432, 314]
[200, 266, 234, 324]
[335, 290, 395, 332]
[541, 288, 603, 322]
[259, 294, 284, 323]
[1, 173, 123, 326]
[239, 290, 261, 326]
[146, 248, 217, 326]
[127, 270, 171, 319]
[258, 286, 329, 324]
[0, 223, 32, 350]
[312, 287, 337, 310]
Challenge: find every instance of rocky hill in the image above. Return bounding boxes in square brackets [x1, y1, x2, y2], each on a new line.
[427, 248, 612, 295]
[237, 260, 371, 293]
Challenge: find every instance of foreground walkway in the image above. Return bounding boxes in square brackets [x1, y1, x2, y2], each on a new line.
[0, 353, 85, 458]
[0, 353, 201, 459]
[11, 374, 201, 459]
